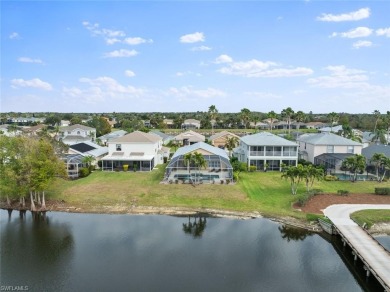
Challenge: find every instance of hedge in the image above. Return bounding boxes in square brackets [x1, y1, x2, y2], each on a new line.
[374, 188, 390, 195]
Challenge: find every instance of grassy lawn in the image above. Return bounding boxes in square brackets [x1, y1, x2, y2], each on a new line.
[350, 210, 390, 228]
[47, 165, 390, 219]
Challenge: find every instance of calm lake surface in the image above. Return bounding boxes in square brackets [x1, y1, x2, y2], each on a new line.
[0, 210, 387, 292]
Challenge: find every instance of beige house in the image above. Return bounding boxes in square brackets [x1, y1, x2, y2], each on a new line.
[174, 130, 205, 146]
[209, 131, 240, 148]
[181, 119, 200, 130]
[297, 132, 363, 163]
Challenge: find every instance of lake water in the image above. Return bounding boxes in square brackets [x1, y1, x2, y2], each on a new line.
[0, 210, 387, 291]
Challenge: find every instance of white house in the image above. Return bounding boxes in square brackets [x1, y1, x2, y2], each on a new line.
[297, 132, 363, 163]
[59, 124, 97, 145]
[233, 132, 298, 171]
[101, 131, 163, 171]
[181, 119, 201, 130]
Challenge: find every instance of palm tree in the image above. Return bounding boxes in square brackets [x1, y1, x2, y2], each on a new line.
[341, 154, 366, 182]
[281, 107, 294, 135]
[82, 155, 95, 170]
[183, 153, 194, 183]
[240, 108, 251, 129]
[193, 152, 207, 184]
[371, 128, 387, 145]
[294, 111, 306, 133]
[225, 136, 239, 157]
[327, 112, 339, 133]
[373, 110, 381, 133]
[208, 105, 218, 134]
[371, 153, 385, 181]
[380, 157, 390, 182]
[267, 111, 277, 132]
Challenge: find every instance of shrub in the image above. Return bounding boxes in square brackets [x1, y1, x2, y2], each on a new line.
[324, 175, 338, 181]
[308, 189, 323, 196]
[337, 190, 349, 196]
[249, 166, 257, 172]
[79, 167, 90, 178]
[374, 188, 390, 195]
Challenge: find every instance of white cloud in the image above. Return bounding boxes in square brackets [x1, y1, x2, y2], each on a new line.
[125, 70, 135, 77]
[331, 27, 373, 38]
[175, 71, 202, 77]
[103, 49, 138, 58]
[106, 38, 121, 45]
[352, 40, 373, 49]
[9, 32, 20, 39]
[215, 54, 233, 64]
[82, 21, 125, 38]
[18, 57, 43, 64]
[376, 28, 390, 37]
[191, 45, 212, 51]
[217, 58, 313, 78]
[317, 7, 370, 22]
[168, 86, 225, 99]
[11, 78, 52, 91]
[123, 37, 153, 45]
[180, 32, 205, 43]
[63, 76, 146, 104]
[307, 65, 369, 88]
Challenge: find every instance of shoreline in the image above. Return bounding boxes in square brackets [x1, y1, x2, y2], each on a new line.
[2, 200, 389, 235]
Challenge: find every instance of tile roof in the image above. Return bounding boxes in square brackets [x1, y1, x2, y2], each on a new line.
[297, 132, 362, 146]
[174, 130, 205, 142]
[60, 124, 96, 131]
[240, 132, 298, 146]
[111, 130, 162, 143]
[362, 144, 390, 160]
[209, 131, 239, 141]
[172, 142, 229, 159]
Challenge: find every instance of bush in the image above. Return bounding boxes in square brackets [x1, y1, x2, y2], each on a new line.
[79, 167, 90, 178]
[337, 190, 349, 196]
[249, 166, 257, 172]
[374, 188, 390, 195]
[324, 175, 338, 181]
[308, 189, 323, 196]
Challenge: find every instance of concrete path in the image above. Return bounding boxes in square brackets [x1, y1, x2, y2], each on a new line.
[323, 204, 390, 292]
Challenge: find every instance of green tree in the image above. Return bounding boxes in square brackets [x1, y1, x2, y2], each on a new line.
[193, 152, 207, 184]
[267, 111, 277, 132]
[240, 108, 251, 129]
[281, 107, 294, 135]
[208, 105, 218, 134]
[184, 153, 194, 183]
[225, 136, 239, 157]
[371, 153, 385, 181]
[301, 165, 324, 192]
[281, 164, 304, 195]
[341, 154, 366, 182]
[70, 116, 82, 125]
[380, 156, 390, 182]
[327, 112, 339, 133]
[373, 110, 381, 133]
[294, 111, 306, 133]
[371, 128, 387, 145]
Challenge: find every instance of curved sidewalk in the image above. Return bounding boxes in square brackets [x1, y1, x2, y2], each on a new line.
[323, 204, 390, 292]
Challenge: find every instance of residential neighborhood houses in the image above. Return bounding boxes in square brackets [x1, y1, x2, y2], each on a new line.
[1, 109, 389, 182]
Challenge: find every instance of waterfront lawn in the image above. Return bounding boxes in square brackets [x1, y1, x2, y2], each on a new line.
[47, 166, 390, 218]
[350, 210, 390, 228]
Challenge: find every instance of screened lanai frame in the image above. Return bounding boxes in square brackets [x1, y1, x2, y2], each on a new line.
[165, 154, 233, 183]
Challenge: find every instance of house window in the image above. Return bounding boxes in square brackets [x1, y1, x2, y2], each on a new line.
[347, 146, 354, 154]
[68, 131, 71, 134]
[77, 131, 80, 134]
[327, 145, 334, 153]
[116, 144, 122, 151]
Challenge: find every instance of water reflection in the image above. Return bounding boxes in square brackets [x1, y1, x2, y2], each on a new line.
[278, 224, 314, 242]
[182, 215, 207, 238]
[1, 211, 74, 291]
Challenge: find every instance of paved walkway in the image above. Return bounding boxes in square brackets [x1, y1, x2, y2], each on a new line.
[323, 204, 390, 292]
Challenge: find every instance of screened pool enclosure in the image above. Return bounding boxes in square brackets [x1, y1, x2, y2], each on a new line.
[164, 142, 233, 183]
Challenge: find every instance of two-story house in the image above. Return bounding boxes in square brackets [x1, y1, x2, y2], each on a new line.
[174, 130, 205, 146]
[181, 119, 201, 130]
[101, 131, 163, 171]
[233, 132, 298, 171]
[297, 133, 363, 169]
[59, 124, 97, 145]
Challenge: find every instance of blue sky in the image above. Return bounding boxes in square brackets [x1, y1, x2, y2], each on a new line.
[1, 1, 389, 113]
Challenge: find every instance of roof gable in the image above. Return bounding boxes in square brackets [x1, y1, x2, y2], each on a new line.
[297, 132, 362, 146]
[240, 132, 297, 146]
[209, 131, 239, 141]
[172, 142, 228, 159]
[111, 130, 162, 143]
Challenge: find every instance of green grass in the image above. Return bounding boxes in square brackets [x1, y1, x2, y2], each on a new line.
[45, 166, 390, 219]
[350, 210, 390, 229]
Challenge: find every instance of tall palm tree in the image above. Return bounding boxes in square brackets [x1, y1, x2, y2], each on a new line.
[193, 152, 207, 184]
[225, 136, 238, 157]
[294, 111, 306, 133]
[380, 157, 390, 182]
[341, 154, 366, 182]
[240, 108, 251, 129]
[371, 128, 386, 145]
[371, 153, 385, 181]
[281, 107, 294, 134]
[267, 111, 277, 132]
[373, 110, 381, 133]
[327, 112, 339, 133]
[183, 153, 194, 183]
[208, 105, 218, 134]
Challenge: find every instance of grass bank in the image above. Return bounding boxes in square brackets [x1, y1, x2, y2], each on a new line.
[45, 164, 390, 219]
[350, 210, 390, 229]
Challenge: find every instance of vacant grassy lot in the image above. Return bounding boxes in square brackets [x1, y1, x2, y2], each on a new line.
[46, 164, 390, 219]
